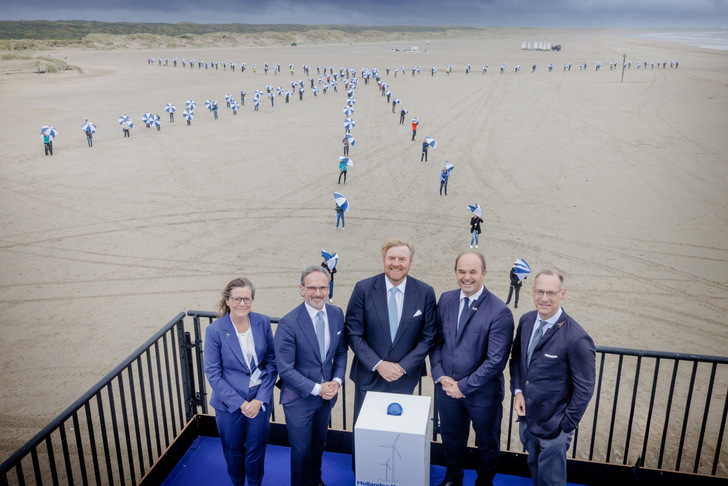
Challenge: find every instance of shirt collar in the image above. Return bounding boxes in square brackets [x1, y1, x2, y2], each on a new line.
[537, 307, 563, 326]
[304, 302, 327, 321]
[459, 285, 484, 303]
[385, 275, 407, 295]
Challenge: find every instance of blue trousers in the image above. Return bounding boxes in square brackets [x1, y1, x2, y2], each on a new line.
[336, 212, 345, 228]
[283, 395, 335, 486]
[214, 403, 271, 486]
[519, 421, 573, 486]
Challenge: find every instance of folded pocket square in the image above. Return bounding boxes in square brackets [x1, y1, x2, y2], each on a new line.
[413, 309, 422, 317]
[544, 354, 559, 358]
[337, 330, 342, 335]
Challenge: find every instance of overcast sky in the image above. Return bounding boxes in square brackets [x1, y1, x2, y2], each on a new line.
[2, 0, 725, 28]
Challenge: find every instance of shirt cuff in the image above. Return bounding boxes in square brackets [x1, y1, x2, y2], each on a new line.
[312, 383, 321, 396]
[372, 360, 382, 372]
[333, 377, 342, 386]
[514, 389, 523, 395]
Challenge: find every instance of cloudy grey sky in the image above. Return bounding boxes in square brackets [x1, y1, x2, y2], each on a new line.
[2, 0, 725, 28]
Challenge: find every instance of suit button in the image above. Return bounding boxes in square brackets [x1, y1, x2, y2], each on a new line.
[525, 381, 529, 385]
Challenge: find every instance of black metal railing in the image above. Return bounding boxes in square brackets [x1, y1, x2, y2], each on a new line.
[2, 312, 726, 485]
[0, 312, 191, 486]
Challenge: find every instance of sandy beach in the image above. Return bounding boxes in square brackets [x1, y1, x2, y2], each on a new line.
[1, 28, 727, 467]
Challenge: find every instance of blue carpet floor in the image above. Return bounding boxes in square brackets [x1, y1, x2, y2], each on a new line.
[161, 436, 584, 486]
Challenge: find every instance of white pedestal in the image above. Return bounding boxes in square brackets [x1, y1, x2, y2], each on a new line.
[354, 391, 432, 486]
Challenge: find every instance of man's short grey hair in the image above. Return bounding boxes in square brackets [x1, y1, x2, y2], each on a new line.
[300, 265, 329, 286]
[534, 269, 564, 289]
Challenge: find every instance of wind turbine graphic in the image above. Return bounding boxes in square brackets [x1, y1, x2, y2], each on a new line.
[381, 457, 391, 481]
[380, 434, 402, 482]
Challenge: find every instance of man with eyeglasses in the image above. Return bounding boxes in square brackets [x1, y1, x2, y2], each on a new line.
[274, 266, 348, 486]
[509, 270, 596, 486]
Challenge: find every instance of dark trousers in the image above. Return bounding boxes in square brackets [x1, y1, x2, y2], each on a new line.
[338, 170, 347, 184]
[214, 404, 271, 486]
[44, 142, 52, 155]
[519, 421, 573, 486]
[412, 129, 416, 141]
[440, 180, 448, 195]
[421, 151, 427, 162]
[506, 285, 521, 305]
[438, 385, 502, 486]
[284, 395, 334, 486]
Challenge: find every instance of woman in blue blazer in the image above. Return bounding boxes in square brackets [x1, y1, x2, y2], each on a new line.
[204, 278, 277, 486]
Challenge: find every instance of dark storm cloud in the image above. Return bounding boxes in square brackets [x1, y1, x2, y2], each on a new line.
[2, 0, 725, 28]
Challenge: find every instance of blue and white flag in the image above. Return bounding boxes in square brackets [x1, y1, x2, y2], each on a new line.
[468, 203, 483, 218]
[338, 156, 354, 167]
[321, 249, 339, 270]
[345, 133, 355, 146]
[444, 161, 454, 173]
[425, 137, 436, 149]
[514, 259, 531, 281]
[333, 192, 349, 212]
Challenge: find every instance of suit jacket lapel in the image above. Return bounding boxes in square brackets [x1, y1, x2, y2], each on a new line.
[299, 304, 324, 362]
[222, 315, 250, 373]
[326, 305, 339, 361]
[455, 291, 488, 342]
[535, 318, 565, 351]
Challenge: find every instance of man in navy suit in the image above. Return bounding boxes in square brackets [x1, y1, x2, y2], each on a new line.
[430, 251, 514, 486]
[510, 270, 596, 486]
[346, 237, 438, 424]
[274, 265, 348, 486]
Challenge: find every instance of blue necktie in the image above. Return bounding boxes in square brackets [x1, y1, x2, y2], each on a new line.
[526, 320, 545, 368]
[457, 297, 470, 331]
[315, 311, 326, 359]
[388, 287, 399, 343]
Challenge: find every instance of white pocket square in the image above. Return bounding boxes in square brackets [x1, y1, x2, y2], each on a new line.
[413, 309, 422, 317]
[337, 330, 342, 335]
[545, 354, 559, 359]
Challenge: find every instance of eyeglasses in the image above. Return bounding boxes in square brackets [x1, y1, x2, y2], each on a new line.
[305, 286, 329, 293]
[534, 289, 561, 298]
[230, 296, 253, 305]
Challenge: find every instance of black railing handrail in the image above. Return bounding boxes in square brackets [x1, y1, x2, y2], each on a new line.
[596, 346, 728, 364]
[0, 311, 187, 476]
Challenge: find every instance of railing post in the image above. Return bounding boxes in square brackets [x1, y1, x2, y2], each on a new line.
[177, 320, 197, 422]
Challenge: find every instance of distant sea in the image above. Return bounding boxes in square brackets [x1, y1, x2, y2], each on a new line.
[640, 30, 728, 51]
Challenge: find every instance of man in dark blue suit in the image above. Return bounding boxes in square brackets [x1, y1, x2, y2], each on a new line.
[510, 270, 596, 486]
[345, 238, 438, 425]
[430, 251, 514, 486]
[274, 266, 348, 486]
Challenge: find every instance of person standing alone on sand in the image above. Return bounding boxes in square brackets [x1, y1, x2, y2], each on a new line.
[43, 134, 53, 156]
[412, 119, 419, 141]
[421, 141, 429, 162]
[470, 214, 483, 249]
[342, 135, 349, 156]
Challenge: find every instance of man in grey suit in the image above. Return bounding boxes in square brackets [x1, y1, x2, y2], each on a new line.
[345, 238, 438, 424]
[510, 270, 596, 486]
[274, 266, 348, 486]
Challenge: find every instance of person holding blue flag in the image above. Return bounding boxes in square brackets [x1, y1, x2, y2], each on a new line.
[506, 264, 525, 309]
[440, 162, 453, 196]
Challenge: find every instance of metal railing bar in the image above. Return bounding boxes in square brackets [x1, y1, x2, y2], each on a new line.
[153, 341, 170, 448]
[640, 357, 661, 468]
[623, 356, 642, 464]
[589, 352, 606, 461]
[658, 360, 679, 469]
[170, 325, 186, 431]
[712, 388, 728, 476]
[57, 419, 73, 485]
[675, 360, 698, 470]
[162, 332, 178, 439]
[606, 354, 624, 463]
[106, 383, 125, 485]
[71, 411, 88, 486]
[145, 349, 162, 457]
[44, 434, 58, 486]
[116, 374, 136, 483]
[135, 357, 154, 467]
[31, 447, 41, 485]
[192, 314, 208, 415]
[694, 362, 717, 474]
[83, 402, 101, 485]
[95, 392, 114, 486]
[126, 364, 145, 474]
